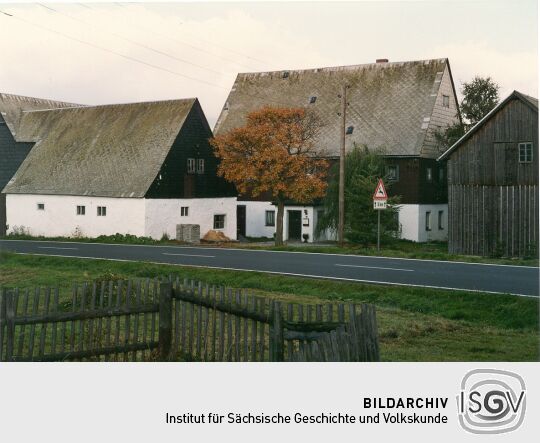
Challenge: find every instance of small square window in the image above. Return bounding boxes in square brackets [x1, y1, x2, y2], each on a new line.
[37, 203, 45, 210]
[425, 211, 432, 231]
[197, 159, 205, 174]
[265, 210, 275, 227]
[187, 158, 196, 173]
[181, 206, 189, 217]
[438, 210, 444, 230]
[346, 126, 354, 135]
[519, 142, 533, 163]
[76, 205, 85, 215]
[309, 96, 317, 104]
[426, 167, 433, 182]
[97, 206, 107, 216]
[386, 165, 399, 181]
[213, 214, 225, 230]
[442, 95, 450, 108]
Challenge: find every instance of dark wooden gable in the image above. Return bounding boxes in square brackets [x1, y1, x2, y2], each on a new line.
[145, 101, 236, 199]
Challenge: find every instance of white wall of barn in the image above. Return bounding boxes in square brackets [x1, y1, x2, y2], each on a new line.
[241, 201, 276, 239]
[145, 197, 237, 240]
[398, 203, 448, 242]
[5, 194, 146, 237]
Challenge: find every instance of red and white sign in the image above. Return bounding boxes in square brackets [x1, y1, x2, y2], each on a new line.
[373, 178, 388, 200]
[373, 179, 387, 209]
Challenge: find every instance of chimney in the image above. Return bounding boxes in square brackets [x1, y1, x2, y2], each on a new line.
[376, 58, 389, 63]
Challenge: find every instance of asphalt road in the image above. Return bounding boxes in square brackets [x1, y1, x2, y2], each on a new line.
[1, 239, 538, 297]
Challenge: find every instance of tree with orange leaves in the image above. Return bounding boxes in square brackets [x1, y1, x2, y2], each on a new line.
[211, 107, 328, 246]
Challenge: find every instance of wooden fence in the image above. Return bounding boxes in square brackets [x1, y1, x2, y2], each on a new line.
[0, 277, 379, 362]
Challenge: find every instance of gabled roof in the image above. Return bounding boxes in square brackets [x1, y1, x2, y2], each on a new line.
[438, 90, 538, 161]
[214, 58, 453, 157]
[0, 92, 81, 136]
[3, 98, 199, 197]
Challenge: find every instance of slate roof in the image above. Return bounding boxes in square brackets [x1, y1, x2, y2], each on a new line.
[214, 58, 452, 157]
[438, 90, 538, 161]
[3, 98, 198, 198]
[0, 92, 80, 137]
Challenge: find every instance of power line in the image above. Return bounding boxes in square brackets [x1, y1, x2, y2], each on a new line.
[0, 8, 227, 90]
[104, 2, 265, 71]
[37, 3, 222, 77]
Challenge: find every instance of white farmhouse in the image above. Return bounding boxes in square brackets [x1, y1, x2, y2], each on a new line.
[2, 97, 237, 240]
[215, 58, 460, 242]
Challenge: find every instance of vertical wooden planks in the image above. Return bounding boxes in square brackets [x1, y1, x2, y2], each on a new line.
[27, 287, 40, 360]
[38, 288, 51, 359]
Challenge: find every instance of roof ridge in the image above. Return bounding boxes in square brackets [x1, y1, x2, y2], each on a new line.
[237, 58, 448, 76]
[20, 97, 198, 114]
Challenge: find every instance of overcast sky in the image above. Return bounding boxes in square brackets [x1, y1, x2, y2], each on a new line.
[0, 0, 537, 127]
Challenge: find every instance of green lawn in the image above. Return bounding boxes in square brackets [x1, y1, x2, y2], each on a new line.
[1, 251, 538, 362]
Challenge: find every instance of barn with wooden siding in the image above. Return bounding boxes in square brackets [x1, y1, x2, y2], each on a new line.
[439, 90, 538, 257]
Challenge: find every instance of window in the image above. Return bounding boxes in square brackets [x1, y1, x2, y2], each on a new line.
[197, 159, 205, 174]
[76, 205, 85, 215]
[442, 95, 450, 108]
[426, 167, 433, 182]
[181, 207, 189, 217]
[213, 214, 225, 230]
[187, 158, 196, 173]
[97, 206, 107, 216]
[282, 71, 290, 79]
[386, 165, 399, 181]
[438, 210, 444, 230]
[37, 203, 45, 210]
[425, 211, 432, 231]
[265, 210, 275, 227]
[346, 126, 354, 135]
[438, 167, 445, 182]
[519, 142, 533, 163]
[309, 96, 317, 104]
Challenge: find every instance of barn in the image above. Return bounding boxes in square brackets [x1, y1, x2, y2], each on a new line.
[2, 97, 237, 240]
[214, 58, 460, 243]
[438, 90, 538, 257]
[0, 93, 79, 235]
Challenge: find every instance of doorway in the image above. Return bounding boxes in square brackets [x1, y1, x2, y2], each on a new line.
[237, 205, 246, 238]
[287, 210, 302, 241]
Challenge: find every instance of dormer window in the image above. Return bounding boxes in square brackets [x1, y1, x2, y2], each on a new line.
[346, 126, 354, 135]
[309, 96, 317, 104]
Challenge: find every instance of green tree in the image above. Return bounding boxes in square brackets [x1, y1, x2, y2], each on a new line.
[435, 76, 500, 152]
[317, 146, 400, 247]
[460, 76, 500, 125]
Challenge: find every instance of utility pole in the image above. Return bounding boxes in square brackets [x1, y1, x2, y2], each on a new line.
[338, 84, 347, 247]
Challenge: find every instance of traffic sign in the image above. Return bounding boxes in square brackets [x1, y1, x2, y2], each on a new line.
[373, 178, 388, 200]
[373, 200, 387, 210]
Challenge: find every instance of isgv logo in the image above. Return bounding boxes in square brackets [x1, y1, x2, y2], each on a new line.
[457, 369, 526, 434]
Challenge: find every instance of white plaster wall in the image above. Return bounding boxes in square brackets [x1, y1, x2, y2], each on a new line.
[242, 201, 276, 239]
[283, 205, 315, 242]
[397, 204, 420, 242]
[417, 203, 448, 242]
[144, 197, 237, 240]
[397, 203, 448, 242]
[5, 194, 146, 237]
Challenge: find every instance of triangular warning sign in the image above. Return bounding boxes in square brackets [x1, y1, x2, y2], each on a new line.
[373, 178, 388, 200]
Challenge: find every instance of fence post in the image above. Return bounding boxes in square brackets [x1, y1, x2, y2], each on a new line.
[159, 282, 173, 361]
[360, 304, 380, 362]
[5, 291, 15, 362]
[0, 289, 5, 361]
[269, 301, 284, 362]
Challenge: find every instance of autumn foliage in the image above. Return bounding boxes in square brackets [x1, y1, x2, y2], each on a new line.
[211, 107, 328, 245]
